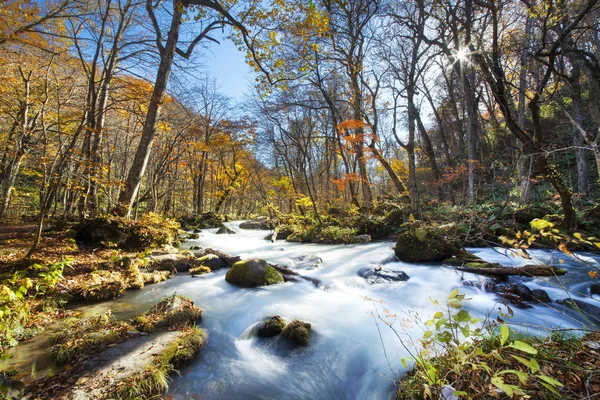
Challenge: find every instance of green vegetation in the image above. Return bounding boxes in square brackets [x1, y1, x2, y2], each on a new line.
[49, 311, 134, 365]
[110, 327, 207, 400]
[394, 291, 599, 399]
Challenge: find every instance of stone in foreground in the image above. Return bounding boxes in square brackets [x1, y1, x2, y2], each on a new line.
[257, 316, 286, 337]
[358, 267, 410, 284]
[282, 320, 311, 345]
[225, 259, 284, 287]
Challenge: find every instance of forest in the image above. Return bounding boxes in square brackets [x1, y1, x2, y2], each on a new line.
[1, 0, 600, 399]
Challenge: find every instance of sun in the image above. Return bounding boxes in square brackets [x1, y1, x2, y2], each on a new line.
[454, 48, 469, 62]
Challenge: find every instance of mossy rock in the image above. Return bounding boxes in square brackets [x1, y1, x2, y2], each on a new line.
[282, 320, 311, 345]
[393, 221, 464, 263]
[239, 219, 274, 230]
[216, 226, 236, 234]
[257, 316, 286, 337]
[194, 254, 227, 270]
[187, 232, 200, 240]
[225, 259, 284, 287]
[134, 295, 202, 332]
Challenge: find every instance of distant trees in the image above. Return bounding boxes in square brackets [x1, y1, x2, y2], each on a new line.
[0, 0, 599, 232]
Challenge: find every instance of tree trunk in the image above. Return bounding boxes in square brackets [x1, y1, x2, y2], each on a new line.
[115, 2, 183, 216]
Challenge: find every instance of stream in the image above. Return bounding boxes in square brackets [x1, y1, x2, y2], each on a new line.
[3, 221, 600, 399]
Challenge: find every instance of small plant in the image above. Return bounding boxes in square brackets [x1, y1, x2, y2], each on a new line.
[395, 290, 570, 399]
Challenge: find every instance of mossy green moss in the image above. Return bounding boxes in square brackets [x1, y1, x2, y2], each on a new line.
[257, 316, 286, 337]
[225, 259, 284, 287]
[282, 320, 311, 345]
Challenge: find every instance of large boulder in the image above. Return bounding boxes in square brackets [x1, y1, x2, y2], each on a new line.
[179, 212, 224, 229]
[358, 267, 409, 284]
[76, 218, 129, 248]
[194, 254, 228, 270]
[257, 316, 286, 337]
[353, 234, 372, 243]
[239, 219, 274, 230]
[282, 320, 311, 345]
[216, 226, 236, 234]
[393, 222, 464, 263]
[225, 259, 284, 287]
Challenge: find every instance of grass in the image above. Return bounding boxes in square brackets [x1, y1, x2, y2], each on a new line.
[49, 311, 135, 365]
[110, 327, 207, 400]
[134, 295, 203, 332]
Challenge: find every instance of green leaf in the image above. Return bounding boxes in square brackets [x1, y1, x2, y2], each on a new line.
[491, 376, 513, 396]
[508, 340, 538, 355]
[454, 310, 471, 322]
[498, 369, 528, 384]
[448, 289, 459, 299]
[447, 298, 462, 308]
[500, 324, 509, 346]
[537, 374, 563, 388]
[511, 355, 539, 373]
[433, 311, 444, 319]
[423, 330, 433, 339]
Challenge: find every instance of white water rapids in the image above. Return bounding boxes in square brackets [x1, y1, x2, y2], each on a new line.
[3, 221, 600, 399]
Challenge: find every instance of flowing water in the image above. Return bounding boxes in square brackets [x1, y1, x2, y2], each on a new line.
[3, 221, 600, 399]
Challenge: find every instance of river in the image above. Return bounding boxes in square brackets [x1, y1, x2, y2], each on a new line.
[3, 221, 600, 399]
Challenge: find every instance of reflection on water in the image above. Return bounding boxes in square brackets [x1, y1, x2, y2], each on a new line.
[3, 221, 599, 399]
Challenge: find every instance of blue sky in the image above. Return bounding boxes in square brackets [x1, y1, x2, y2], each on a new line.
[201, 38, 253, 102]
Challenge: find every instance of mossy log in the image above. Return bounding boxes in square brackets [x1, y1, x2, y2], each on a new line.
[457, 264, 567, 277]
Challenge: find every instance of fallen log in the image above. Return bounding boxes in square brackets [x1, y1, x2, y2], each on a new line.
[457, 264, 567, 277]
[271, 264, 321, 287]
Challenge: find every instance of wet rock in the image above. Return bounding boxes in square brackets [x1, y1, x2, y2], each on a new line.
[75, 218, 129, 248]
[180, 212, 224, 229]
[275, 226, 293, 240]
[289, 254, 323, 270]
[190, 245, 201, 251]
[239, 219, 274, 230]
[216, 226, 236, 234]
[187, 232, 200, 240]
[358, 267, 410, 284]
[271, 264, 322, 287]
[203, 248, 241, 266]
[194, 254, 228, 270]
[354, 234, 371, 244]
[257, 316, 286, 337]
[532, 289, 552, 303]
[590, 283, 600, 297]
[393, 221, 465, 263]
[282, 320, 311, 345]
[557, 298, 600, 324]
[264, 232, 275, 241]
[225, 259, 284, 287]
[150, 253, 194, 273]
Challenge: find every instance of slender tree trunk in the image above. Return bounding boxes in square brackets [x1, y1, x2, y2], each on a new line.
[115, 2, 183, 216]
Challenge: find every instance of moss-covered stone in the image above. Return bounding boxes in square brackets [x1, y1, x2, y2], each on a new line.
[257, 316, 286, 337]
[134, 295, 202, 332]
[194, 253, 228, 270]
[225, 259, 284, 287]
[216, 226, 236, 234]
[393, 221, 465, 263]
[282, 320, 311, 345]
[189, 265, 212, 276]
